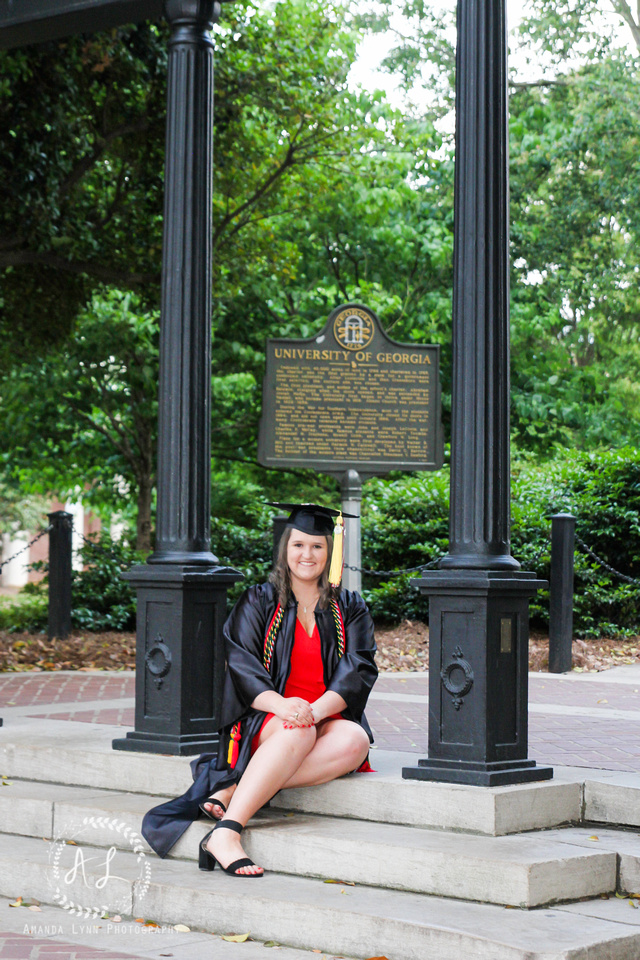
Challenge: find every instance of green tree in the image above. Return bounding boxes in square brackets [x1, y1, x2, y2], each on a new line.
[508, 30, 640, 450]
[358, 0, 640, 454]
[0, 0, 397, 538]
[2, 290, 158, 550]
[0, 0, 371, 360]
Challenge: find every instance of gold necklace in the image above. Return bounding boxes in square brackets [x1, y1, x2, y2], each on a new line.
[300, 595, 319, 614]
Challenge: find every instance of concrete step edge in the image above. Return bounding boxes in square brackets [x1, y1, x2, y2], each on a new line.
[0, 738, 584, 835]
[0, 833, 638, 960]
[0, 783, 621, 908]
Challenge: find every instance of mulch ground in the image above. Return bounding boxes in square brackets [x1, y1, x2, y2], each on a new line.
[375, 622, 640, 673]
[1, 623, 639, 673]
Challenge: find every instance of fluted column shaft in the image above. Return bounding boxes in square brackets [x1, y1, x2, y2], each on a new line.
[151, 0, 220, 563]
[441, 0, 518, 570]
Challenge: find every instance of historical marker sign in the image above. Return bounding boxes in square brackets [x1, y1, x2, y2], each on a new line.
[258, 303, 443, 477]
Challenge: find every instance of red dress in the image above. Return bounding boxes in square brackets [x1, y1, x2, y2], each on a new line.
[251, 618, 341, 753]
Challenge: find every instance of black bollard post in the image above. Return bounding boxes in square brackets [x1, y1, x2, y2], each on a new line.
[548, 513, 576, 673]
[48, 511, 73, 641]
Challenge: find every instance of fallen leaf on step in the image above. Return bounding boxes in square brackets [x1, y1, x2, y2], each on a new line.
[365, 956, 392, 959]
[596, 699, 608, 703]
[264, 942, 281, 948]
[630, 893, 640, 899]
[615, 893, 628, 899]
[600, 894, 610, 899]
[9, 897, 23, 907]
[504, 905, 517, 909]
[588, 836, 599, 841]
[324, 879, 355, 886]
[28, 906, 42, 912]
[2, 780, 13, 786]
[173, 924, 190, 932]
[630, 900, 638, 908]
[222, 933, 250, 942]
[66, 840, 78, 845]
[111, 916, 122, 922]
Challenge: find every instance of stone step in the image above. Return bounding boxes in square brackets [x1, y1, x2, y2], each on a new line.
[0, 721, 583, 835]
[519, 825, 640, 895]
[584, 772, 640, 829]
[0, 894, 363, 960]
[0, 833, 639, 960]
[0, 779, 619, 908]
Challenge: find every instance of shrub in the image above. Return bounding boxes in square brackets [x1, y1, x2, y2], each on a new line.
[1, 533, 142, 633]
[4, 448, 638, 637]
[0, 585, 47, 632]
[69, 534, 142, 630]
[361, 448, 640, 636]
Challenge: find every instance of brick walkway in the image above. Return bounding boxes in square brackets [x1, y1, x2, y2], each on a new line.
[0, 932, 142, 959]
[2, 667, 640, 772]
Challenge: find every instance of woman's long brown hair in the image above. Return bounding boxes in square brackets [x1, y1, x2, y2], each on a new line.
[269, 527, 337, 608]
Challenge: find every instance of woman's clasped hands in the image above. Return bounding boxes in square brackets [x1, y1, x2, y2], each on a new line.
[278, 696, 315, 729]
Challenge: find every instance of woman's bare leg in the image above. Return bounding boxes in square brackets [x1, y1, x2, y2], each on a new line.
[205, 720, 317, 875]
[281, 719, 370, 789]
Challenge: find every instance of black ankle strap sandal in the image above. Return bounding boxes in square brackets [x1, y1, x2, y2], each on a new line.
[198, 820, 263, 877]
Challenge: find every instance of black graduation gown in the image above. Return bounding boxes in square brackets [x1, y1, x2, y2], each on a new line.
[141, 583, 377, 858]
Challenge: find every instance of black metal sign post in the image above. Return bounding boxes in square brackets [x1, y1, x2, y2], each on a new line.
[403, 0, 552, 786]
[259, 303, 443, 595]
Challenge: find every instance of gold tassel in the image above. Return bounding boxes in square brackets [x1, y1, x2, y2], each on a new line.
[328, 512, 344, 587]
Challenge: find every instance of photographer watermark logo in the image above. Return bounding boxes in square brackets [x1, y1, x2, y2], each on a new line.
[48, 815, 151, 919]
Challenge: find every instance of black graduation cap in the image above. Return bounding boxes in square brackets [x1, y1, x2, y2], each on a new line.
[268, 502, 359, 536]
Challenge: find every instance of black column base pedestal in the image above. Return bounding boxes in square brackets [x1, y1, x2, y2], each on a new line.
[403, 757, 553, 787]
[112, 729, 221, 756]
[402, 568, 552, 787]
[112, 562, 242, 756]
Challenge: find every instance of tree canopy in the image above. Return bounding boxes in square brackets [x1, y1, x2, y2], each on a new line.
[1, 0, 639, 551]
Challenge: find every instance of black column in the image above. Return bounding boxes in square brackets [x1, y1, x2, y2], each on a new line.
[152, 0, 218, 566]
[403, 0, 552, 786]
[114, 0, 241, 755]
[440, 0, 516, 573]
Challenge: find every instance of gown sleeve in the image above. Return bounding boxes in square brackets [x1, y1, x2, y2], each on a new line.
[222, 583, 278, 716]
[325, 589, 377, 722]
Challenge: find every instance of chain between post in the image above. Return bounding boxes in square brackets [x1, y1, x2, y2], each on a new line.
[0, 525, 53, 572]
[575, 535, 640, 586]
[344, 557, 444, 577]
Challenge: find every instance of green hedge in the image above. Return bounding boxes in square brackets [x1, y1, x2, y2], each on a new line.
[0, 535, 142, 633]
[3, 448, 639, 637]
[360, 448, 640, 636]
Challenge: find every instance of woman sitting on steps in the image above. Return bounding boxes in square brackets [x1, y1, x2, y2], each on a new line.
[142, 502, 378, 877]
